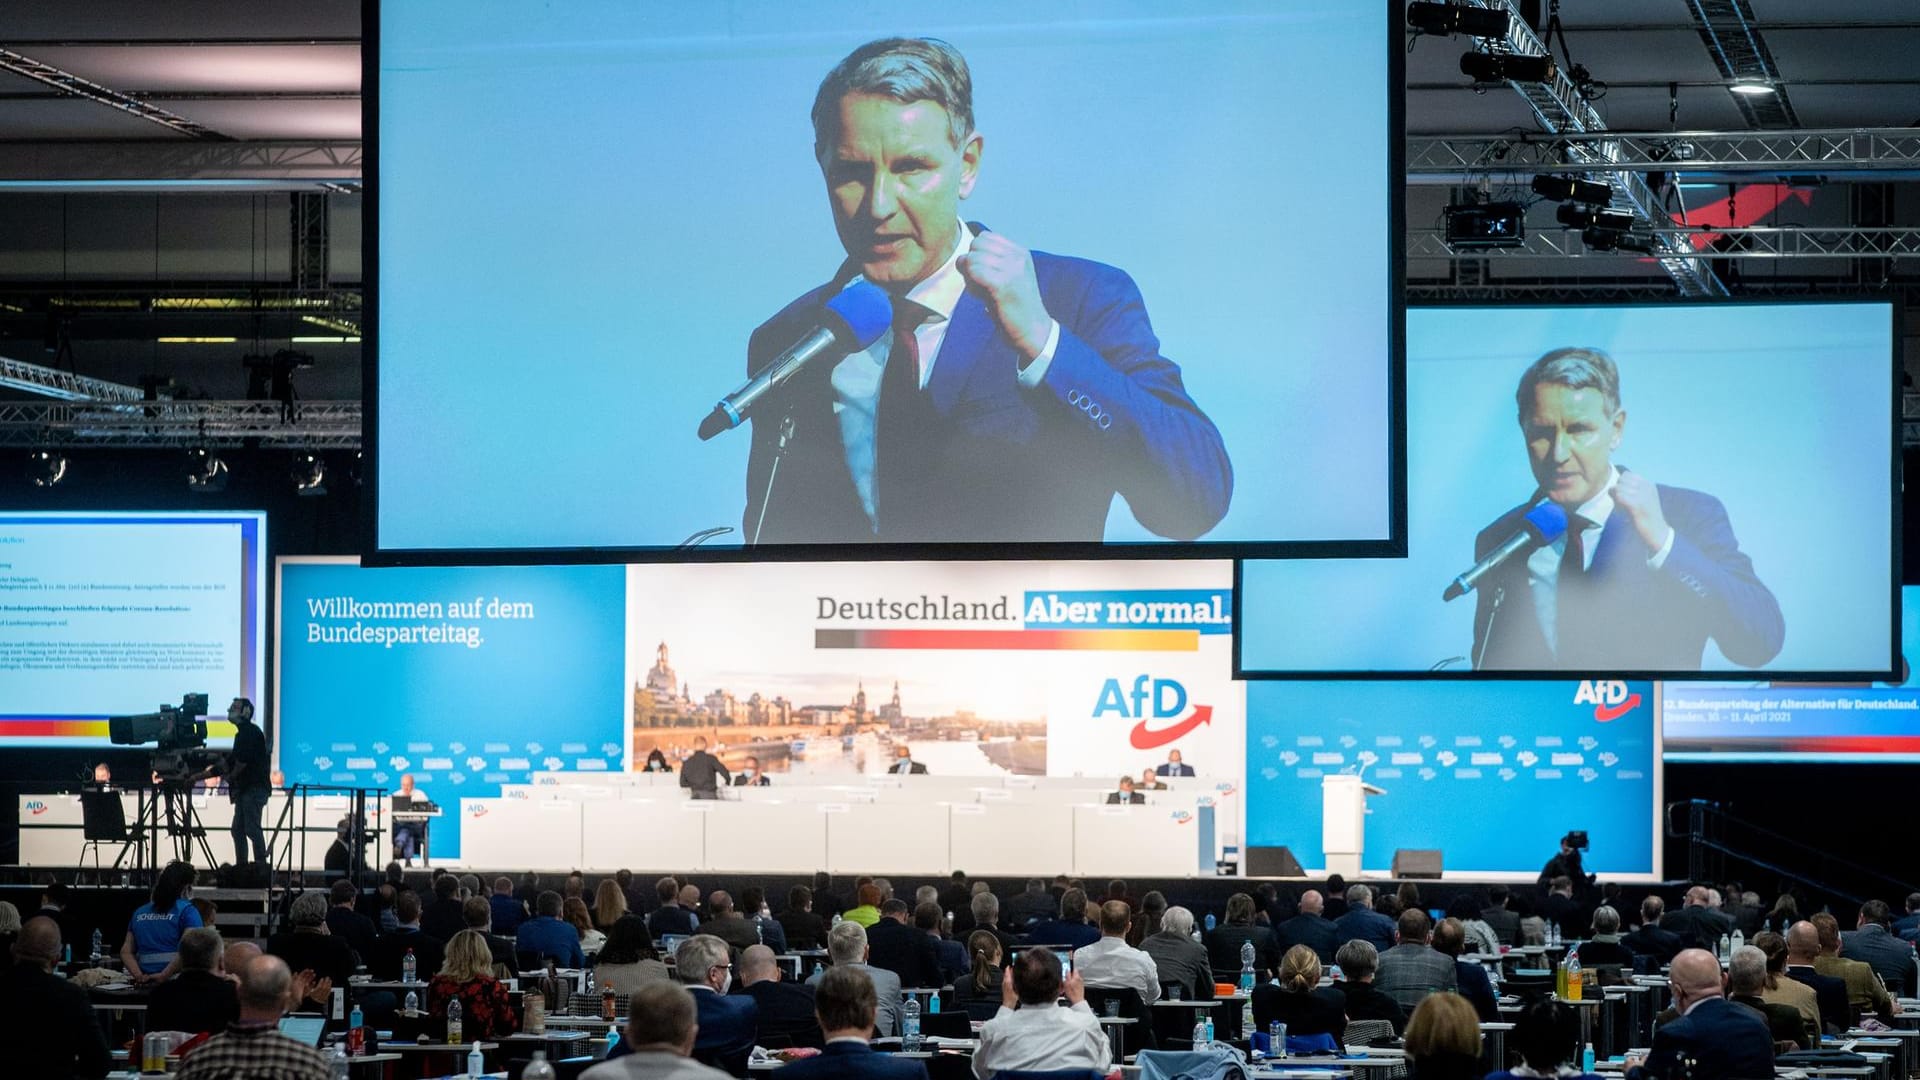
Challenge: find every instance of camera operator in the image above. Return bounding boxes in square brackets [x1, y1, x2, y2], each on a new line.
[223, 699, 271, 871]
[1539, 832, 1596, 896]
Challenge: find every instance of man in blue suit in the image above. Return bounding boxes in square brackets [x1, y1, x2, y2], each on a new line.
[1153, 750, 1197, 778]
[742, 37, 1232, 545]
[675, 934, 759, 1078]
[1332, 885, 1397, 954]
[1628, 949, 1774, 1080]
[1471, 348, 1783, 672]
[776, 966, 928, 1080]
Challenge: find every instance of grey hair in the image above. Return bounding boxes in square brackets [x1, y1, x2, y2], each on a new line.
[915, 885, 939, 907]
[1728, 945, 1769, 994]
[674, 934, 731, 983]
[1335, 938, 1379, 979]
[179, 926, 224, 971]
[1346, 883, 1372, 908]
[289, 889, 329, 928]
[1591, 905, 1621, 935]
[1516, 347, 1622, 418]
[827, 919, 869, 965]
[971, 891, 999, 924]
[0, 902, 19, 935]
[812, 38, 974, 159]
[1163, 906, 1196, 937]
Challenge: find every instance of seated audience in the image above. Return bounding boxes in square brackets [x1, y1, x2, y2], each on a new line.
[428, 929, 518, 1039]
[595, 879, 630, 935]
[421, 873, 467, 942]
[1486, 999, 1605, 1080]
[1728, 944, 1813, 1052]
[1445, 894, 1501, 957]
[842, 883, 884, 929]
[0, 916, 111, 1078]
[1841, 899, 1917, 997]
[1811, 912, 1895, 1022]
[1403, 992, 1482, 1080]
[1784, 920, 1853, 1034]
[1004, 879, 1055, 931]
[807, 921, 902, 1037]
[597, 914, 673, 993]
[915, 902, 967, 986]
[1276, 889, 1340, 965]
[1753, 930, 1821, 1038]
[972, 948, 1110, 1080]
[489, 876, 526, 935]
[1026, 886, 1102, 951]
[968, 891, 1018, 956]
[265, 890, 357, 1011]
[1432, 918, 1497, 1021]
[150, 926, 239, 1035]
[777, 965, 927, 1080]
[950, 930, 1006, 1020]
[1252, 944, 1346, 1042]
[1127, 890, 1167, 947]
[779, 886, 828, 951]
[1480, 884, 1521, 946]
[1629, 949, 1774, 1079]
[1075, 899, 1162, 1005]
[739, 944, 821, 1049]
[176, 955, 327, 1080]
[1763, 894, 1801, 937]
[864, 899, 941, 989]
[741, 886, 789, 953]
[581, 981, 731, 1080]
[1333, 884, 1398, 953]
[700, 891, 761, 953]
[676, 934, 758, 1077]
[122, 860, 203, 981]
[368, 889, 446, 981]
[325, 879, 378, 962]
[1142, 905, 1215, 1002]
[1659, 886, 1734, 952]
[1206, 891, 1282, 981]
[517, 890, 585, 969]
[1623, 896, 1683, 966]
[462, 895, 516, 972]
[1375, 909, 1458, 1011]
[1577, 905, 1636, 968]
[1540, 876, 1582, 937]
[1334, 939, 1408, 1035]
[567, 895, 608, 956]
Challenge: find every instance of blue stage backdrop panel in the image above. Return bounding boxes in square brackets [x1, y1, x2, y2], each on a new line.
[372, 0, 1397, 555]
[275, 559, 628, 859]
[1245, 679, 1660, 879]
[1239, 301, 1894, 678]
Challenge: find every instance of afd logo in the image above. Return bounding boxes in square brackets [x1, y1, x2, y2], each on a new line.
[1575, 680, 1642, 722]
[468, 804, 490, 818]
[1093, 676, 1214, 749]
[24, 800, 47, 816]
[1169, 810, 1195, 826]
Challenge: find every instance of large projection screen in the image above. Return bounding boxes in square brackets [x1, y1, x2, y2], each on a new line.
[368, 0, 1402, 561]
[1238, 300, 1898, 681]
[0, 511, 267, 747]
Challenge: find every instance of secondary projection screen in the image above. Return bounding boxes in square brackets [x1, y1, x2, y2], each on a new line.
[1663, 585, 1920, 761]
[1238, 301, 1897, 680]
[0, 511, 266, 746]
[370, 1, 1401, 559]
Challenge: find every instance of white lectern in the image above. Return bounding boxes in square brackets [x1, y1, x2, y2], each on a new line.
[1321, 775, 1386, 878]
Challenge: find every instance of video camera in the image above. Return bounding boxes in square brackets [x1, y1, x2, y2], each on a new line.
[108, 693, 210, 751]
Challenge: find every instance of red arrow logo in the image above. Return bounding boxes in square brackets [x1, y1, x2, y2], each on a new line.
[1130, 705, 1213, 750]
[1593, 694, 1642, 722]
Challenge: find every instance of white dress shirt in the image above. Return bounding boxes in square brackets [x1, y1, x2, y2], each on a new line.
[1072, 934, 1161, 1004]
[1525, 465, 1675, 656]
[831, 221, 1061, 530]
[972, 1000, 1110, 1080]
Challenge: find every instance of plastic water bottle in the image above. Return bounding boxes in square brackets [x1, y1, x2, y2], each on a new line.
[523, 1050, 556, 1080]
[1582, 1042, 1596, 1073]
[330, 1042, 351, 1080]
[756, 919, 764, 944]
[1192, 925, 1202, 944]
[928, 990, 940, 1014]
[831, 913, 843, 927]
[446, 996, 464, 1044]
[811, 961, 825, 980]
[347, 1004, 365, 1054]
[1718, 933, 1732, 962]
[1730, 928, 1745, 954]
[1241, 993, 1255, 1035]
[1239, 939, 1256, 993]
[90, 929, 103, 963]
[403, 947, 417, 982]
[403, 989, 419, 1015]
[1271, 1021, 1287, 1058]
[467, 1041, 484, 1078]
[1204, 1015, 1215, 1042]
[902, 993, 923, 1052]
[1193, 1017, 1209, 1047]
[1204, 912, 1217, 932]
[1565, 948, 1583, 1002]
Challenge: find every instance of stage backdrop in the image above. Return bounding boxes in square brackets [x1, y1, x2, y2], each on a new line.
[1245, 679, 1661, 880]
[624, 560, 1244, 842]
[275, 558, 628, 858]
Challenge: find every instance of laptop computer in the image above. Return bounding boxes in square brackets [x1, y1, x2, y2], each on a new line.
[278, 1014, 328, 1047]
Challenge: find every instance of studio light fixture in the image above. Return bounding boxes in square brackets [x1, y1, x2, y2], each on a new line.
[1582, 228, 1656, 254]
[1460, 50, 1556, 86]
[185, 447, 229, 493]
[1556, 204, 1635, 232]
[289, 452, 327, 496]
[1729, 79, 1777, 95]
[1444, 201, 1527, 249]
[1531, 175, 1613, 206]
[1407, 1, 1510, 39]
[26, 449, 68, 488]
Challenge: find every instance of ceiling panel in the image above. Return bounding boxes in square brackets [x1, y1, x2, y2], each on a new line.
[1766, 28, 1920, 81]
[1784, 84, 1920, 127]
[0, 98, 189, 139]
[16, 44, 360, 93]
[1747, 0, 1920, 22]
[1406, 88, 1548, 134]
[162, 98, 360, 140]
[0, 0, 357, 41]
[1547, 29, 1727, 82]
[1554, 0, 1697, 27]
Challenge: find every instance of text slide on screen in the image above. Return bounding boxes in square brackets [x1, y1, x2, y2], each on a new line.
[370, 0, 1399, 557]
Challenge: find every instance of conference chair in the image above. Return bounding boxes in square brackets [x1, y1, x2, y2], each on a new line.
[988, 1071, 1107, 1080]
[922, 1010, 972, 1040]
[1345, 1018, 1397, 1048]
[1080, 985, 1158, 1059]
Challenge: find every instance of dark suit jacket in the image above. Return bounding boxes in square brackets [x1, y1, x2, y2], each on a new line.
[865, 917, 943, 989]
[1337, 979, 1408, 1035]
[0, 961, 111, 1079]
[1206, 924, 1282, 981]
[1470, 482, 1784, 671]
[691, 985, 759, 1077]
[743, 226, 1233, 544]
[1156, 763, 1197, 777]
[887, 760, 928, 775]
[146, 968, 238, 1035]
[1622, 925, 1684, 966]
[1333, 908, 1398, 954]
[776, 1040, 930, 1080]
[326, 905, 379, 964]
[778, 909, 828, 951]
[732, 774, 771, 786]
[1105, 791, 1146, 805]
[1786, 964, 1854, 1032]
[1640, 997, 1774, 1079]
[1841, 924, 1918, 996]
[1660, 905, 1734, 952]
[1025, 918, 1100, 950]
[367, 927, 444, 982]
[1480, 907, 1521, 946]
[1275, 914, 1340, 965]
[1455, 959, 1500, 1021]
[1251, 985, 1346, 1040]
[1731, 994, 1812, 1050]
[746, 978, 821, 1048]
[420, 897, 468, 943]
[649, 904, 698, 940]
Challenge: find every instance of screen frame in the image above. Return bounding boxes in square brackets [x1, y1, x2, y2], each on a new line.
[1234, 294, 1905, 683]
[358, 0, 1408, 566]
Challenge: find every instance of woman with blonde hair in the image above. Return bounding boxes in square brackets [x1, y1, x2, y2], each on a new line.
[564, 895, 607, 956]
[1251, 944, 1346, 1042]
[428, 930, 517, 1038]
[1404, 992, 1483, 1080]
[593, 878, 628, 933]
[947, 929, 1005, 1021]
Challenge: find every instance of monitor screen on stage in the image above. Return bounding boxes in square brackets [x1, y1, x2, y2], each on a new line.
[0, 511, 265, 747]
[369, 1, 1401, 559]
[1663, 585, 1920, 761]
[1238, 300, 1897, 680]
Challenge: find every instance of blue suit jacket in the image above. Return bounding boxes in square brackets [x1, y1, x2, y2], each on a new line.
[776, 1040, 929, 1080]
[1332, 909, 1397, 954]
[1471, 480, 1784, 671]
[742, 224, 1232, 544]
[1640, 997, 1775, 1079]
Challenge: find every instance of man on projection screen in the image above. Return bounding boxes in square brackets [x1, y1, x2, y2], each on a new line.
[1469, 348, 1784, 671]
[740, 37, 1232, 545]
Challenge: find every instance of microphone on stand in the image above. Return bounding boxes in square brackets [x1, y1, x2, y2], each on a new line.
[1442, 500, 1569, 602]
[697, 281, 893, 440]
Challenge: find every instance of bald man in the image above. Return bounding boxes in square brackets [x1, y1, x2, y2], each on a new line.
[0, 916, 110, 1078]
[1276, 890, 1339, 965]
[1630, 949, 1772, 1080]
[1783, 921, 1852, 1034]
[740, 943, 821, 1048]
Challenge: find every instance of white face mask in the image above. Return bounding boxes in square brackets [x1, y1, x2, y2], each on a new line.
[718, 970, 732, 994]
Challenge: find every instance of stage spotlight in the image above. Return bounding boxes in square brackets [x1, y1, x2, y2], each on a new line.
[289, 452, 327, 496]
[1408, 2, 1510, 39]
[25, 449, 68, 488]
[1729, 79, 1777, 96]
[345, 450, 365, 488]
[1444, 201, 1527, 249]
[1582, 227, 1657, 254]
[185, 448, 229, 493]
[1531, 175, 1613, 206]
[1556, 204, 1635, 232]
[1461, 50, 1556, 85]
